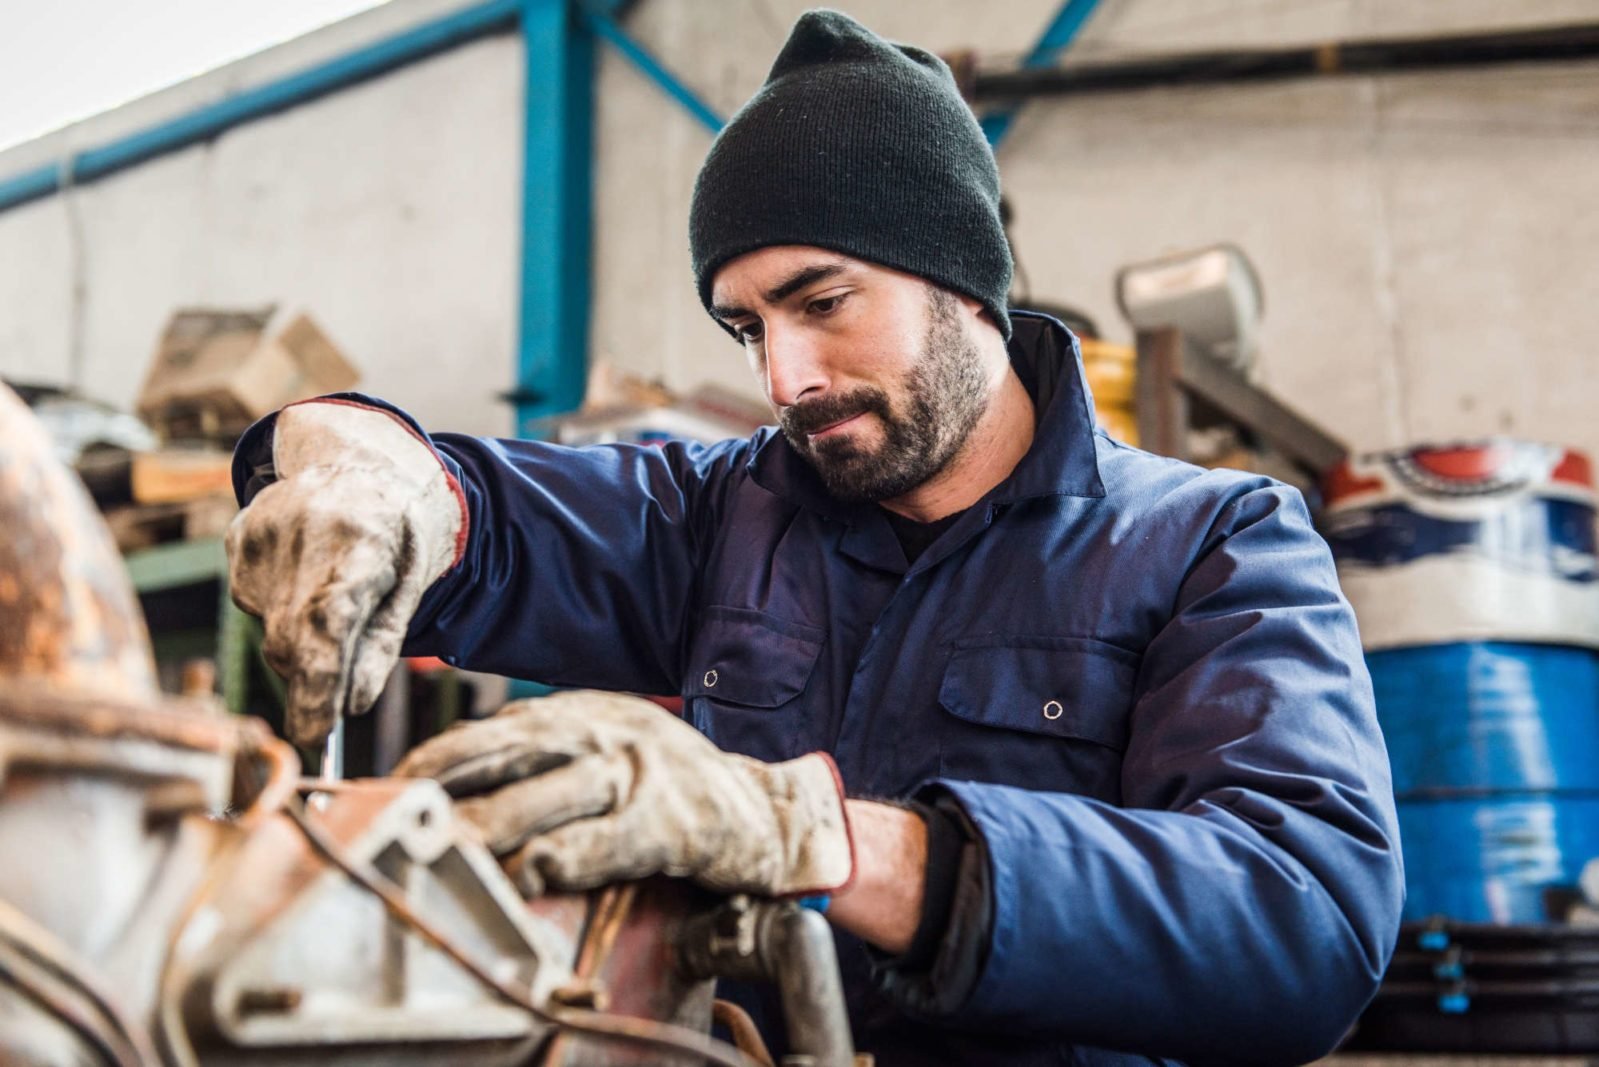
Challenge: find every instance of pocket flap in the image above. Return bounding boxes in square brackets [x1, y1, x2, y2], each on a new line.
[686, 606, 824, 708]
[939, 638, 1137, 750]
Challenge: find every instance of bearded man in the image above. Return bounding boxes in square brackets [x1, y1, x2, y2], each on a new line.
[227, 10, 1403, 1065]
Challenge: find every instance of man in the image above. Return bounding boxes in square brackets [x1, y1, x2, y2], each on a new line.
[227, 10, 1403, 1065]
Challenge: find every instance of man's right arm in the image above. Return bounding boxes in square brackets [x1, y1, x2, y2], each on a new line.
[403, 419, 746, 693]
[230, 392, 748, 739]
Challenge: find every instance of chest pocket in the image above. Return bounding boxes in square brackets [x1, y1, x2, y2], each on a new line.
[684, 605, 824, 761]
[937, 636, 1139, 799]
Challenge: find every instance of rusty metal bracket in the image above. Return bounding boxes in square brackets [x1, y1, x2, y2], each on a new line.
[1135, 327, 1347, 482]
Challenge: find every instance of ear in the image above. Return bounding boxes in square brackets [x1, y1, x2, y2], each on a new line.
[961, 294, 1009, 345]
[954, 291, 988, 322]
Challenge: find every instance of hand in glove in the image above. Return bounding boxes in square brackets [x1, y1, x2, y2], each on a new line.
[225, 401, 465, 748]
[394, 690, 855, 898]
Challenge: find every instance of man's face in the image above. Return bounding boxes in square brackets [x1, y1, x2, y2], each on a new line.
[710, 247, 991, 503]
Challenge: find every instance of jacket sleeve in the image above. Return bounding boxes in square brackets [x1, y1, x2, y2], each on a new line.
[231, 393, 752, 696]
[917, 481, 1404, 1065]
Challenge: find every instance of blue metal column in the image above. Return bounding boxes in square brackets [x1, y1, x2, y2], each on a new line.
[580, 5, 725, 134]
[513, 0, 595, 434]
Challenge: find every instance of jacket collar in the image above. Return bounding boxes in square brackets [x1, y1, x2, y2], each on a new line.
[746, 310, 1107, 519]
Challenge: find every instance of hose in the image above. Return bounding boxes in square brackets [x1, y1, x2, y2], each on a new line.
[0, 897, 157, 1067]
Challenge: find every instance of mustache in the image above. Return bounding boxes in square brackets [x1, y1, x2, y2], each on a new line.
[780, 388, 890, 438]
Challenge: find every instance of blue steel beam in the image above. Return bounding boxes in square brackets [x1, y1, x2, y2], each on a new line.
[981, 0, 1103, 148]
[0, 0, 522, 215]
[514, 0, 595, 431]
[508, 0, 724, 431]
[580, 5, 725, 134]
[506, 0, 596, 699]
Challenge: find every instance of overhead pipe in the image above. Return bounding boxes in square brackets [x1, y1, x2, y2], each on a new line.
[980, 0, 1104, 147]
[0, 0, 728, 434]
[972, 21, 1599, 101]
[0, 0, 522, 216]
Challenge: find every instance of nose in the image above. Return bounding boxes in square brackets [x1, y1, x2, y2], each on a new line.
[761, 321, 829, 409]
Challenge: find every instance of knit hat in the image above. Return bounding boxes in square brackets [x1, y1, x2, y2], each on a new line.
[689, 10, 1013, 339]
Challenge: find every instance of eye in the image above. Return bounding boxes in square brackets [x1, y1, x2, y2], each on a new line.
[808, 293, 847, 316]
[733, 320, 765, 344]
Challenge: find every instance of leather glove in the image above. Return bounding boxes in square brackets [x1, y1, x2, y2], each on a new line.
[225, 401, 465, 748]
[395, 690, 855, 898]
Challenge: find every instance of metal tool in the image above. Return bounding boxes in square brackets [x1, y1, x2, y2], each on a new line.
[322, 712, 345, 780]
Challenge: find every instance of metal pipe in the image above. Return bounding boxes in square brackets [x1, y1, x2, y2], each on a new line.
[0, 0, 521, 216]
[0, 382, 156, 699]
[972, 21, 1599, 101]
[762, 906, 854, 1067]
[980, 0, 1104, 147]
[677, 896, 856, 1067]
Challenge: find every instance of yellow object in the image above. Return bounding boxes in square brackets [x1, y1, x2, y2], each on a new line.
[1080, 339, 1137, 446]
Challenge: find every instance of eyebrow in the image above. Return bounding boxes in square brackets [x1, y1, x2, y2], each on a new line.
[764, 263, 846, 304]
[711, 262, 849, 322]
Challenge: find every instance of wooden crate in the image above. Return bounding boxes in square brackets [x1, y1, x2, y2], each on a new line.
[105, 493, 238, 553]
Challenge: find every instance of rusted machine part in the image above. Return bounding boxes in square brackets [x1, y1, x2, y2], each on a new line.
[0, 382, 156, 699]
[0, 684, 240, 1065]
[168, 776, 577, 1064]
[712, 1000, 777, 1067]
[0, 383, 825, 1067]
[532, 880, 720, 1067]
[0, 381, 246, 1064]
[0, 895, 158, 1066]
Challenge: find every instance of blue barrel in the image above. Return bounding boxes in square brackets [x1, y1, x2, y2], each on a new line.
[1368, 642, 1599, 923]
[1325, 442, 1599, 924]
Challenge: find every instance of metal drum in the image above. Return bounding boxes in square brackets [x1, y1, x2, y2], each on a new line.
[1367, 642, 1599, 923]
[1322, 441, 1599, 924]
[1321, 440, 1599, 651]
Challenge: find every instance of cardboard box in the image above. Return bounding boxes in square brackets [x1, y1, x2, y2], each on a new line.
[136, 307, 359, 438]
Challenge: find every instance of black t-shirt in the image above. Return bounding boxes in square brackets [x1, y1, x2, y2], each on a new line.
[882, 507, 965, 565]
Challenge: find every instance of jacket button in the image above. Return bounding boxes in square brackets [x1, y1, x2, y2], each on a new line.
[704, 669, 719, 688]
[1043, 699, 1063, 720]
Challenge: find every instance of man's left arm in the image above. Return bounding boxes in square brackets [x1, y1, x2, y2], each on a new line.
[873, 481, 1404, 1065]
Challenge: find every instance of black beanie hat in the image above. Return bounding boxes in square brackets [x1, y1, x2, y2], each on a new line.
[689, 9, 1013, 339]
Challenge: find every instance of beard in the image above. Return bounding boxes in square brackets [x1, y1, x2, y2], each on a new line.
[779, 287, 990, 504]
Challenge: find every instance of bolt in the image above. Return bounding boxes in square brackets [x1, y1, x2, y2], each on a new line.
[236, 987, 302, 1015]
[550, 982, 610, 1012]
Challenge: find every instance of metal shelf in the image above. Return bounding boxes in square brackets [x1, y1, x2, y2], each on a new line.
[1134, 326, 1347, 485]
[122, 536, 255, 715]
[123, 536, 227, 592]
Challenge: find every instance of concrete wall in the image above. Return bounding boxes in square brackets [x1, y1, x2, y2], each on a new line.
[1, 0, 1596, 456]
[0, 0, 524, 434]
[592, 0, 1599, 458]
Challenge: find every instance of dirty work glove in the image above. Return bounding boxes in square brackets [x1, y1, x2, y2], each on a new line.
[395, 690, 855, 898]
[225, 401, 465, 748]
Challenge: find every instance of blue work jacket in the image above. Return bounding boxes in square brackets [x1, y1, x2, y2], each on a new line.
[236, 313, 1403, 1065]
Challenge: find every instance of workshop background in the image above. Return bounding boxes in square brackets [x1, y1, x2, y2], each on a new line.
[3, 0, 1599, 1063]
[1, 0, 1596, 448]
